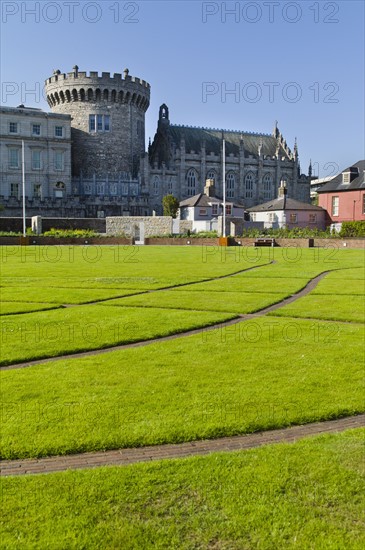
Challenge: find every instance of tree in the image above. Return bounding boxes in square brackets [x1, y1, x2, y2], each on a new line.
[162, 194, 179, 218]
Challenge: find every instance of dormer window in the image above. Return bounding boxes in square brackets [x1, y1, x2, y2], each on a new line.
[343, 172, 350, 184]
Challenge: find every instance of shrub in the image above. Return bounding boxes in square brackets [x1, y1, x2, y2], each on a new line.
[42, 228, 98, 238]
[339, 221, 365, 238]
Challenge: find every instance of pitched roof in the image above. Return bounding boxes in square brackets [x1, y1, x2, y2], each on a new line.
[179, 193, 243, 208]
[317, 160, 365, 193]
[247, 197, 324, 212]
[169, 125, 291, 159]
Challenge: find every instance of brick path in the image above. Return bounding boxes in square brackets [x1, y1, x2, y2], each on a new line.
[1, 271, 329, 371]
[1, 414, 363, 477]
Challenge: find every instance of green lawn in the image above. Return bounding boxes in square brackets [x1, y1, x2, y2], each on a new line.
[103, 290, 289, 313]
[0, 287, 145, 304]
[0, 306, 236, 366]
[0, 302, 61, 316]
[269, 294, 365, 323]
[1, 317, 363, 459]
[1, 429, 364, 549]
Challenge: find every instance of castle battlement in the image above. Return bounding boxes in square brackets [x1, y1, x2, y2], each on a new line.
[46, 67, 150, 89]
[45, 66, 150, 111]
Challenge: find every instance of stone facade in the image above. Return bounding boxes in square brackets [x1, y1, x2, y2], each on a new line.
[106, 216, 192, 237]
[144, 105, 311, 215]
[0, 105, 71, 205]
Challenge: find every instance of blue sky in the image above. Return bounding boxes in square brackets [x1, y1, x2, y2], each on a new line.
[1, 0, 364, 178]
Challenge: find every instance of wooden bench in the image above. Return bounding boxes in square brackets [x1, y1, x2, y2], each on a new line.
[254, 238, 276, 247]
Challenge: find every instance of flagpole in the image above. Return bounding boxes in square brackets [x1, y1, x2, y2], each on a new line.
[22, 140, 26, 237]
[222, 138, 226, 238]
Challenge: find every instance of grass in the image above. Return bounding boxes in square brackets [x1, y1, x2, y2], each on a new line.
[0, 306, 236, 366]
[269, 294, 365, 323]
[0, 302, 61, 316]
[1, 317, 363, 459]
[0, 287, 145, 304]
[1, 429, 364, 549]
[103, 290, 290, 313]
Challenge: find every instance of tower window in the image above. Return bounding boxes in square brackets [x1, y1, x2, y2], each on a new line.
[89, 115, 111, 133]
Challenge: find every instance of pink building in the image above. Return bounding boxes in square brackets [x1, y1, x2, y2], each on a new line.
[317, 160, 365, 224]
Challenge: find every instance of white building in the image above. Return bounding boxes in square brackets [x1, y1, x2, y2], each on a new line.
[0, 105, 71, 205]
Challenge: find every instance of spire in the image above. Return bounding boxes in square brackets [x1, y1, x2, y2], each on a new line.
[273, 120, 279, 138]
[308, 159, 312, 178]
[294, 137, 298, 161]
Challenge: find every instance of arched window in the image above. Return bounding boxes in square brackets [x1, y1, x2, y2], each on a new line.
[263, 173, 272, 200]
[153, 176, 159, 196]
[187, 169, 197, 196]
[72, 89, 78, 101]
[206, 170, 216, 185]
[87, 89, 93, 101]
[103, 89, 109, 101]
[245, 172, 254, 198]
[226, 172, 235, 199]
[168, 178, 173, 194]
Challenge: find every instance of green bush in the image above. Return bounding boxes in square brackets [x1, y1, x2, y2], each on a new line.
[237, 227, 333, 238]
[338, 221, 365, 238]
[42, 228, 97, 238]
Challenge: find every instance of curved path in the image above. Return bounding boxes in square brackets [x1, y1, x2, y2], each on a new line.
[1, 414, 363, 477]
[0, 271, 330, 371]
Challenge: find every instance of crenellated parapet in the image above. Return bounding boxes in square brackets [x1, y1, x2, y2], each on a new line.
[45, 66, 150, 112]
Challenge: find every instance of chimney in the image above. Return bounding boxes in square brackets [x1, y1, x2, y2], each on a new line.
[204, 178, 216, 197]
[278, 178, 287, 198]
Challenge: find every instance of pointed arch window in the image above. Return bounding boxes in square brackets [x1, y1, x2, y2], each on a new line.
[245, 173, 254, 198]
[153, 176, 159, 196]
[187, 169, 197, 196]
[206, 170, 216, 184]
[263, 173, 272, 200]
[226, 172, 235, 199]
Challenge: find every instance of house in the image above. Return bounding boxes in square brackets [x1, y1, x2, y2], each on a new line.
[317, 160, 365, 224]
[179, 179, 245, 232]
[247, 180, 326, 230]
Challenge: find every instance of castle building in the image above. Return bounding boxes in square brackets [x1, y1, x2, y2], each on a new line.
[0, 67, 311, 218]
[144, 104, 310, 215]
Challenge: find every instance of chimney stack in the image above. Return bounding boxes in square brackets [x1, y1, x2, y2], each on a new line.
[204, 178, 216, 197]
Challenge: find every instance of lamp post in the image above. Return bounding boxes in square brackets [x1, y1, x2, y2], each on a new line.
[22, 140, 26, 237]
[222, 138, 226, 237]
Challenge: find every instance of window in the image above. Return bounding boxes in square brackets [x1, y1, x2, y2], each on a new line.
[10, 183, 19, 198]
[268, 212, 275, 223]
[226, 204, 232, 215]
[289, 213, 298, 224]
[110, 183, 117, 195]
[199, 208, 207, 216]
[96, 183, 105, 195]
[343, 172, 350, 184]
[9, 122, 18, 134]
[84, 183, 92, 194]
[245, 173, 254, 198]
[331, 196, 339, 216]
[263, 173, 272, 200]
[167, 178, 173, 194]
[211, 203, 218, 216]
[32, 124, 41, 136]
[187, 169, 197, 196]
[55, 126, 63, 137]
[54, 151, 64, 171]
[226, 173, 235, 199]
[32, 150, 41, 170]
[34, 184, 42, 198]
[9, 148, 19, 168]
[206, 170, 216, 184]
[153, 176, 159, 196]
[89, 114, 111, 133]
[309, 213, 317, 224]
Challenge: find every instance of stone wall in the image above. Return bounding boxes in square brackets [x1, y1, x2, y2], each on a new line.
[106, 216, 173, 237]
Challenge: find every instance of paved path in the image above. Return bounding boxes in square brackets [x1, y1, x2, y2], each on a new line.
[1, 271, 329, 371]
[1, 414, 363, 477]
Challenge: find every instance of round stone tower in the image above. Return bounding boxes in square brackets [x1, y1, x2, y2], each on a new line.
[45, 66, 150, 178]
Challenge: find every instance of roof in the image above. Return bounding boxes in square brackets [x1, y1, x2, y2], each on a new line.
[169, 125, 291, 160]
[317, 160, 365, 193]
[180, 193, 243, 209]
[247, 197, 324, 212]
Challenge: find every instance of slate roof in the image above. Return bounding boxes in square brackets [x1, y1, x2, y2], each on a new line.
[317, 160, 365, 193]
[169, 125, 291, 159]
[179, 193, 243, 208]
[247, 197, 324, 212]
